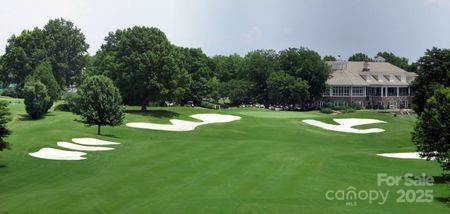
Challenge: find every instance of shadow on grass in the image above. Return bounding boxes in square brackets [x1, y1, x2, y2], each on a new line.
[99, 133, 119, 139]
[433, 175, 449, 184]
[16, 113, 55, 121]
[0, 165, 6, 168]
[434, 197, 449, 205]
[125, 109, 180, 119]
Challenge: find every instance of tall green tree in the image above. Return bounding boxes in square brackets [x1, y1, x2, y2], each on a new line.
[94, 26, 190, 111]
[412, 86, 450, 174]
[0, 101, 11, 151]
[411, 47, 450, 115]
[266, 71, 309, 105]
[243, 49, 279, 103]
[348, 53, 371, 61]
[176, 47, 215, 105]
[1, 18, 88, 90]
[220, 79, 252, 106]
[1, 29, 47, 92]
[23, 80, 52, 119]
[76, 75, 124, 135]
[212, 54, 244, 82]
[376, 52, 410, 70]
[43, 18, 89, 86]
[279, 48, 330, 102]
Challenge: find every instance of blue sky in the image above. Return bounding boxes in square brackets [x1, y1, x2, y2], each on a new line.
[1, 0, 449, 61]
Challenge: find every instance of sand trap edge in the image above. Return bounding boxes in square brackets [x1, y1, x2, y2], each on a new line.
[29, 148, 87, 160]
[72, 138, 120, 146]
[57, 141, 114, 151]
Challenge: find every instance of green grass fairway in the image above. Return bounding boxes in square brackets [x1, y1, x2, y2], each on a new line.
[0, 97, 448, 213]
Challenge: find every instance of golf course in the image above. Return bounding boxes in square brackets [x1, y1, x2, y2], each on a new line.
[0, 96, 448, 213]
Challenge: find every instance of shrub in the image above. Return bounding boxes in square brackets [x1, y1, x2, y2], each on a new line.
[331, 106, 345, 111]
[320, 107, 333, 114]
[29, 61, 60, 101]
[54, 103, 71, 112]
[350, 102, 362, 110]
[200, 100, 218, 109]
[0, 100, 11, 151]
[342, 108, 355, 113]
[58, 92, 80, 113]
[23, 80, 52, 119]
[1, 88, 18, 98]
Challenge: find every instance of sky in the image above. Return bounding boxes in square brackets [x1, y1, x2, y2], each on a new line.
[1, 0, 449, 61]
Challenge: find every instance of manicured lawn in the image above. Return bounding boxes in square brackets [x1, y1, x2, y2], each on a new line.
[0, 97, 448, 213]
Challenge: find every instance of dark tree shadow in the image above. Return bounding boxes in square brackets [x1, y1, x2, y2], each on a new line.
[125, 109, 180, 119]
[434, 197, 449, 205]
[0, 165, 6, 168]
[433, 175, 449, 184]
[16, 113, 55, 121]
[73, 118, 84, 123]
[99, 133, 119, 139]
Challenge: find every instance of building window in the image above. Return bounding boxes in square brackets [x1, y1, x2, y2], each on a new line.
[400, 100, 408, 109]
[352, 87, 365, 96]
[399, 87, 408, 96]
[334, 100, 347, 107]
[387, 87, 397, 96]
[388, 101, 397, 109]
[332, 86, 350, 97]
[367, 87, 381, 96]
[352, 101, 364, 108]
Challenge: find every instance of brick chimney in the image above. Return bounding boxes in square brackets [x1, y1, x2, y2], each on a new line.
[363, 60, 370, 71]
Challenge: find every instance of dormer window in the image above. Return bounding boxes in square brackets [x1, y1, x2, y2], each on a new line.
[389, 74, 395, 82]
[374, 56, 386, 62]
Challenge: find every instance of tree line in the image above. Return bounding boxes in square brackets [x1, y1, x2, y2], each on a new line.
[1, 18, 419, 111]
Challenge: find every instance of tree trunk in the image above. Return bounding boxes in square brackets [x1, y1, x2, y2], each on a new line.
[141, 99, 148, 112]
[97, 125, 101, 135]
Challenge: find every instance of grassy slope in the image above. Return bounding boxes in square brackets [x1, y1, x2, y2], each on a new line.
[0, 98, 448, 213]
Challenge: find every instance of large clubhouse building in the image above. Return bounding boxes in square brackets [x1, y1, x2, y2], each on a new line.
[322, 56, 417, 109]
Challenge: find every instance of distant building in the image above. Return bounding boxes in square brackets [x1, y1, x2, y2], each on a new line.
[322, 58, 417, 109]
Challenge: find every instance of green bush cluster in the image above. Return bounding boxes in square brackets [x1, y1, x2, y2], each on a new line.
[23, 81, 52, 119]
[319, 107, 333, 114]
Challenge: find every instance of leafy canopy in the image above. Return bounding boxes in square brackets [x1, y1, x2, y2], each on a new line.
[412, 86, 450, 174]
[94, 26, 190, 110]
[266, 71, 309, 105]
[76, 75, 124, 135]
[1, 18, 88, 91]
[279, 48, 330, 101]
[348, 53, 371, 61]
[411, 47, 450, 115]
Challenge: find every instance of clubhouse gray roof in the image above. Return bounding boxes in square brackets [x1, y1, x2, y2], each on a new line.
[326, 61, 417, 86]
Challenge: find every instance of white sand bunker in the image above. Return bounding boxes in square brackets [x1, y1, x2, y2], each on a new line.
[57, 141, 114, 151]
[29, 148, 87, 160]
[377, 152, 430, 160]
[302, 118, 386, 134]
[29, 138, 120, 161]
[126, 113, 242, 131]
[72, 138, 120, 146]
